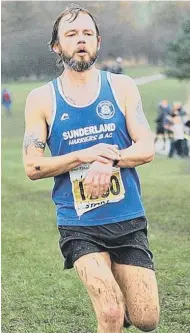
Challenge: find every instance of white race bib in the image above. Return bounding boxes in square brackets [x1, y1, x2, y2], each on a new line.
[69, 164, 125, 216]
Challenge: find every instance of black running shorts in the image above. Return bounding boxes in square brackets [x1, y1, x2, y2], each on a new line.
[58, 216, 154, 271]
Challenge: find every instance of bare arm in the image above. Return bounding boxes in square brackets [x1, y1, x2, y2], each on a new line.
[23, 88, 120, 180]
[117, 77, 155, 168]
[23, 88, 84, 180]
[81, 77, 154, 198]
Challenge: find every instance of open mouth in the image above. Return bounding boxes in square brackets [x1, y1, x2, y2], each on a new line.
[76, 49, 88, 55]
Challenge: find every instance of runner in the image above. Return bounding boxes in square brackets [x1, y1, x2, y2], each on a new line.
[23, 4, 160, 332]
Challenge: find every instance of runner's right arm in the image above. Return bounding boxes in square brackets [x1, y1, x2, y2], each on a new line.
[23, 88, 120, 180]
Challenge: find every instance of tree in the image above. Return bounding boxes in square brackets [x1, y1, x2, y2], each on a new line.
[143, 2, 190, 64]
[166, 19, 190, 79]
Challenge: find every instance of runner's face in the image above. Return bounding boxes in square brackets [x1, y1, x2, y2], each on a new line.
[57, 12, 100, 71]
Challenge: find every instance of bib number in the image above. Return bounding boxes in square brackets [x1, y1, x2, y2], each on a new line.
[70, 164, 125, 216]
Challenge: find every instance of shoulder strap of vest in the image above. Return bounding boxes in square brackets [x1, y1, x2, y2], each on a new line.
[51, 78, 58, 92]
[100, 70, 108, 89]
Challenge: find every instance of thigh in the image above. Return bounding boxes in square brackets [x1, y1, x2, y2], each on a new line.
[112, 261, 160, 326]
[74, 252, 125, 321]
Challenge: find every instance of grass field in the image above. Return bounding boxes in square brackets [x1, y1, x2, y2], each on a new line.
[124, 65, 164, 78]
[2, 73, 190, 333]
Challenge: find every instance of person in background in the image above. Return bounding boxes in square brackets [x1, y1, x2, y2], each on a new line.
[154, 99, 171, 150]
[173, 101, 186, 117]
[184, 118, 190, 156]
[111, 57, 123, 74]
[1, 88, 12, 117]
[172, 102, 189, 157]
[167, 103, 186, 158]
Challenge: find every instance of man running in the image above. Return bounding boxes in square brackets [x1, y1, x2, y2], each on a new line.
[23, 4, 159, 333]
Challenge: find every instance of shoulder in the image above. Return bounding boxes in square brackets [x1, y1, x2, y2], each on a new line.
[109, 73, 139, 94]
[109, 73, 140, 102]
[26, 82, 52, 105]
[25, 82, 53, 118]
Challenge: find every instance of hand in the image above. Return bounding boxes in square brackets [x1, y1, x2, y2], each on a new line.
[78, 143, 121, 164]
[84, 161, 113, 199]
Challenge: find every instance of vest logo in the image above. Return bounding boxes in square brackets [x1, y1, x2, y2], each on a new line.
[96, 101, 115, 119]
[61, 113, 69, 121]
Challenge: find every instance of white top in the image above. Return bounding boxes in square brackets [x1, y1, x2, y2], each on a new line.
[172, 122, 185, 140]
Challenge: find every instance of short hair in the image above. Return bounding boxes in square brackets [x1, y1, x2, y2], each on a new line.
[49, 3, 100, 67]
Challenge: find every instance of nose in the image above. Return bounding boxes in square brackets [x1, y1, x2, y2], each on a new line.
[77, 40, 86, 45]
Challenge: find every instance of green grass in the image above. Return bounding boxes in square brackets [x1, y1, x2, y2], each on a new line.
[2, 73, 190, 333]
[124, 65, 164, 78]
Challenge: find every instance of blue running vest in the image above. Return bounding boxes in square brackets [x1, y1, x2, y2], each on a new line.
[47, 70, 145, 226]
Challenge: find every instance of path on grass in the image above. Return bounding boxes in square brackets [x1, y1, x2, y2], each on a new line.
[135, 73, 166, 86]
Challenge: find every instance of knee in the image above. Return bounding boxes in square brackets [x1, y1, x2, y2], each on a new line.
[133, 312, 160, 332]
[136, 321, 159, 332]
[100, 303, 125, 328]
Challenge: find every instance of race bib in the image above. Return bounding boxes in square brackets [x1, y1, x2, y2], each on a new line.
[69, 164, 125, 216]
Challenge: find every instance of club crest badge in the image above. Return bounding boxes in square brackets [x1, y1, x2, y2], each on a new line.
[96, 101, 115, 119]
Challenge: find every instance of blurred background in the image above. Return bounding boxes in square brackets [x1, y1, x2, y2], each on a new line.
[2, 1, 190, 80]
[2, 2, 190, 333]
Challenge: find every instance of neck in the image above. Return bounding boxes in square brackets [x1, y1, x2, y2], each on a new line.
[61, 66, 98, 86]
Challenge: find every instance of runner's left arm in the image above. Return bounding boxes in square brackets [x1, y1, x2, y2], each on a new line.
[83, 78, 154, 197]
[117, 78, 155, 168]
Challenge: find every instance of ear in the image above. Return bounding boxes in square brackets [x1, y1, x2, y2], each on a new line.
[53, 43, 61, 54]
[97, 36, 101, 51]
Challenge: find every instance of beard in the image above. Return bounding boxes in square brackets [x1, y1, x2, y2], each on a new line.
[60, 48, 98, 72]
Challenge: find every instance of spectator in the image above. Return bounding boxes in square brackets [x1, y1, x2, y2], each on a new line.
[2, 88, 12, 117]
[167, 104, 186, 158]
[154, 99, 171, 150]
[111, 57, 123, 74]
